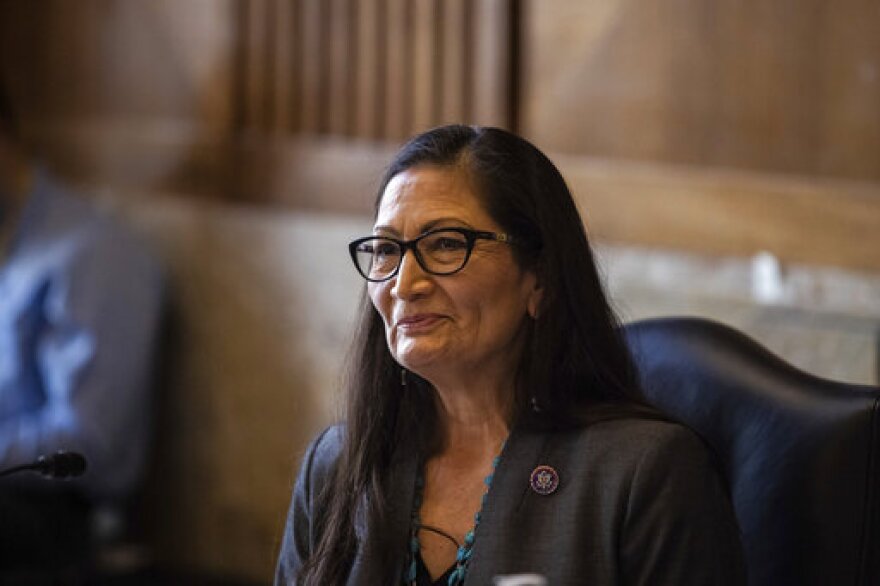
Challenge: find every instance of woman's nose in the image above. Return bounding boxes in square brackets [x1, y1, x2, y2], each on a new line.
[391, 249, 431, 299]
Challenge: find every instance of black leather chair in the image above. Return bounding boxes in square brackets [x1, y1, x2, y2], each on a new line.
[624, 316, 880, 586]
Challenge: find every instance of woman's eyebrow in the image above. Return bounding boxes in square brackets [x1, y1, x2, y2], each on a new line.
[421, 218, 474, 232]
[372, 224, 399, 236]
[373, 217, 474, 236]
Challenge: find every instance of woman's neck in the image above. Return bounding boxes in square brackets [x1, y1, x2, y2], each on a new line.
[432, 387, 511, 460]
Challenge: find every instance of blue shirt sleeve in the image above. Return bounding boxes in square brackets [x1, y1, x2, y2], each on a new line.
[0, 176, 164, 501]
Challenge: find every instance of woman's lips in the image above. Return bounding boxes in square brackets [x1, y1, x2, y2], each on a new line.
[396, 314, 444, 333]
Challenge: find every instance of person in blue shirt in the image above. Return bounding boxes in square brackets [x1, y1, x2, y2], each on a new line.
[0, 79, 164, 573]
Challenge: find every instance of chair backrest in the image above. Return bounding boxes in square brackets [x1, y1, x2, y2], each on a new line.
[623, 317, 880, 586]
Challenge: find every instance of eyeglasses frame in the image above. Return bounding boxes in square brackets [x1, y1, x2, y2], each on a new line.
[348, 227, 514, 282]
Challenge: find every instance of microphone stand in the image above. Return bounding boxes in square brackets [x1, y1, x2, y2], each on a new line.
[0, 462, 38, 477]
[0, 451, 88, 479]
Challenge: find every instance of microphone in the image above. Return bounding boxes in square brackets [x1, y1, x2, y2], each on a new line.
[0, 451, 88, 479]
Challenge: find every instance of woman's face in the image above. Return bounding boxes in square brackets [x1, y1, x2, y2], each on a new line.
[368, 165, 542, 387]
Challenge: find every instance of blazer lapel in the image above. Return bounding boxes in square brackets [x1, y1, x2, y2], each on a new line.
[348, 438, 420, 585]
[464, 426, 552, 585]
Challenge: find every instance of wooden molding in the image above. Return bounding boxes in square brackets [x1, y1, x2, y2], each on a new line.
[239, 139, 880, 273]
[28, 122, 880, 273]
[235, 135, 397, 213]
[557, 155, 880, 273]
[521, 0, 880, 183]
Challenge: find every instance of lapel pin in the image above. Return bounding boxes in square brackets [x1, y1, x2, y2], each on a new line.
[529, 465, 559, 495]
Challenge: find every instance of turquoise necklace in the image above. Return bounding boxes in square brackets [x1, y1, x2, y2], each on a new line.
[405, 445, 505, 586]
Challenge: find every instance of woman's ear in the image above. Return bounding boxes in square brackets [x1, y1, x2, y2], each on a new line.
[527, 278, 543, 319]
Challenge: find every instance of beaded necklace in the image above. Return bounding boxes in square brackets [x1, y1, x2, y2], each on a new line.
[405, 445, 505, 586]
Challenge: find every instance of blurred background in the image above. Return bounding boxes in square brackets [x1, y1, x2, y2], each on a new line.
[1, 0, 878, 583]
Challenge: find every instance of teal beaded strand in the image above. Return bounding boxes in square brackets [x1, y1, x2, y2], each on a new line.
[407, 474, 426, 585]
[445, 453, 502, 586]
[406, 450, 504, 586]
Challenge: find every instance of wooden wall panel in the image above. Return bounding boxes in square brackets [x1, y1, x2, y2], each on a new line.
[0, 0, 238, 194]
[472, 0, 512, 128]
[270, 0, 294, 133]
[297, 0, 324, 134]
[327, 0, 353, 136]
[241, 139, 880, 272]
[557, 156, 880, 272]
[383, 0, 412, 139]
[440, 0, 470, 122]
[241, 0, 270, 130]
[521, 0, 880, 183]
[239, 0, 513, 140]
[412, 0, 439, 132]
[354, 0, 383, 138]
[7, 0, 876, 273]
[1, 0, 514, 194]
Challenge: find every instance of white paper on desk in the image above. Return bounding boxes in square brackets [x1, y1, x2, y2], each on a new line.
[493, 574, 548, 586]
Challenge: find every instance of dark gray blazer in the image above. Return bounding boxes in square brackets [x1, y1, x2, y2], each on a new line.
[275, 418, 746, 585]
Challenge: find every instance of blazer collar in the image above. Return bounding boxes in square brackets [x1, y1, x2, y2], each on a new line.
[461, 425, 552, 585]
[347, 424, 553, 585]
[349, 434, 420, 585]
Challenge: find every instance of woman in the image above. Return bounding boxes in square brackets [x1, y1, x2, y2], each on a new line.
[275, 125, 745, 585]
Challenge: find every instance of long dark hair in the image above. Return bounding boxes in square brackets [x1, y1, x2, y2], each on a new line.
[298, 125, 651, 585]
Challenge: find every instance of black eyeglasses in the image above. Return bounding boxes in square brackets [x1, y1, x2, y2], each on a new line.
[348, 227, 514, 282]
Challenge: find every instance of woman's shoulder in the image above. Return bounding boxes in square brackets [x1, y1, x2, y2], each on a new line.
[590, 415, 700, 444]
[310, 423, 345, 457]
[538, 416, 728, 512]
[565, 415, 716, 472]
[299, 424, 345, 485]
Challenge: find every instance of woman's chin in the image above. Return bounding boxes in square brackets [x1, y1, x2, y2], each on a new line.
[393, 345, 448, 378]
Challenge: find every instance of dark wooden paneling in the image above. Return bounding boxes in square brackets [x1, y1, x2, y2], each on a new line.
[0, 0, 238, 194]
[327, 0, 353, 136]
[412, 0, 439, 133]
[383, 0, 412, 139]
[297, 0, 325, 134]
[522, 0, 880, 182]
[473, 0, 511, 128]
[270, 0, 293, 133]
[440, 0, 470, 123]
[558, 155, 880, 272]
[354, 0, 383, 138]
[236, 138, 880, 272]
[6, 0, 877, 274]
[238, 0, 513, 140]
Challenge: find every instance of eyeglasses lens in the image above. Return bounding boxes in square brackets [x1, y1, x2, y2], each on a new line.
[418, 231, 469, 272]
[354, 230, 471, 280]
[355, 239, 400, 280]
